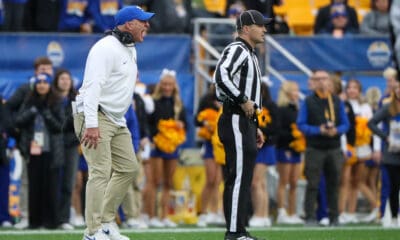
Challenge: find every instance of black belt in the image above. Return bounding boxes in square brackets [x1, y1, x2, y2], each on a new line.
[222, 101, 259, 126]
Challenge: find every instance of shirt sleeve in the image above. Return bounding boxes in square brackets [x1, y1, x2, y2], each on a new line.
[83, 42, 114, 128]
[296, 100, 321, 136]
[336, 100, 350, 135]
[368, 105, 390, 140]
[214, 44, 248, 104]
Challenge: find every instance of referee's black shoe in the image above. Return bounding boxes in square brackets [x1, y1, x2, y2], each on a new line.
[224, 232, 265, 240]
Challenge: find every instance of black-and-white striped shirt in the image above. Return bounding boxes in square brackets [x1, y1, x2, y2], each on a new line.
[213, 37, 262, 108]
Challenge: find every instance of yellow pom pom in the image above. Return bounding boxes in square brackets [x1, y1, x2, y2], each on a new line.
[197, 108, 219, 140]
[154, 119, 186, 153]
[257, 107, 272, 128]
[289, 123, 306, 153]
[355, 116, 372, 146]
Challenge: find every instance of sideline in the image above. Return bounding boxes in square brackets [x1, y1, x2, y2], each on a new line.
[0, 225, 396, 235]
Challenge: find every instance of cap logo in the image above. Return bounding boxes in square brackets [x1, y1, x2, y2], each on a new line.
[37, 74, 47, 81]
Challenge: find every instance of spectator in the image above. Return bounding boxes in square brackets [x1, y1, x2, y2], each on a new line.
[24, 0, 60, 31]
[6, 56, 54, 230]
[121, 104, 148, 229]
[0, 1, 4, 30]
[382, 67, 398, 98]
[249, 82, 279, 228]
[314, 0, 359, 34]
[361, 0, 390, 35]
[209, 1, 244, 50]
[130, 0, 191, 33]
[70, 152, 87, 228]
[363, 86, 382, 218]
[241, 0, 288, 34]
[276, 81, 304, 225]
[88, 0, 123, 33]
[327, 75, 357, 226]
[191, 0, 227, 18]
[366, 87, 383, 112]
[0, 95, 11, 227]
[0, 95, 9, 177]
[58, 0, 93, 33]
[134, 80, 156, 226]
[297, 70, 349, 226]
[15, 73, 64, 229]
[368, 80, 400, 228]
[120, 88, 151, 230]
[378, 67, 398, 220]
[7, 57, 54, 118]
[196, 84, 223, 227]
[147, 69, 187, 228]
[52, 69, 80, 230]
[317, 3, 359, 37]
[344, 79, 379, 224]
[391, 0, 400, 70]
[2, 0, 28, 31]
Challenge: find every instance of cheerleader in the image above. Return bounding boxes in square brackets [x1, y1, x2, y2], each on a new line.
[248, 82, 279, 227]
[195, 84, 223, 227]
[146, 69, 187, 227]
[275, 81, 304, 224]
[343, 79, 379, 223]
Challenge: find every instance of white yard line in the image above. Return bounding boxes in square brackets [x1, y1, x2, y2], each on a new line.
[0, 226, 397, 235]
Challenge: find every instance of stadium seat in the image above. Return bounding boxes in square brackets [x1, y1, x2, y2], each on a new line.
[313, 0, 331, 8]
[203, 0, 227, 16]
[348, 0, 358, 8]
[357, 8, 371, 23]
[286, 7, 315, 35]
[273, 4, 288, 17]
[285, 0, 311, 7]
[273, 0, 311, 17]
[358, 0, 372, 9]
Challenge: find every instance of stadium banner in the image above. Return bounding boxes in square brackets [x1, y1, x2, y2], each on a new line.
[269, 35, 392, 71]
[0, 33, 195, 147]
[0, 33, 192, 100]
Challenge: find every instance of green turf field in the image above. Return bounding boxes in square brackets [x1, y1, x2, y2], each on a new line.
[1, 226, 400, 240]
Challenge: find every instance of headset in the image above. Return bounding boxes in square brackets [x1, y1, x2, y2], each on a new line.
[107, 28, 134, 45]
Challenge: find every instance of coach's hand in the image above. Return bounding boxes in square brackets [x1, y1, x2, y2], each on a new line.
[240, 100, 255, 118]
[81, 127, 100, 149]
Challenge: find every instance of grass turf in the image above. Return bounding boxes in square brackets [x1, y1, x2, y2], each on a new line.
[1, 227, 400, 240]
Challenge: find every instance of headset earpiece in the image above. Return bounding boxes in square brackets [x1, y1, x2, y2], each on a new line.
[111, 28, 134, 45]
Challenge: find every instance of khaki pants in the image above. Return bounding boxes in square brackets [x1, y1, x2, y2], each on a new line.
[122, 155, 144, 219]
[74, 112, 138, 234]
[121, 180, 141, 219]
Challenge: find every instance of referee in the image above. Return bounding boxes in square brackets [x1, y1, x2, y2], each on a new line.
[214, 9, 270, 240]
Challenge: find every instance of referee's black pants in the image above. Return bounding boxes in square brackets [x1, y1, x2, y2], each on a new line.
[218, 112, 258, 234]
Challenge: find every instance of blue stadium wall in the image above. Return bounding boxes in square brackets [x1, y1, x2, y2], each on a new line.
[0, 33, 196, 147]
[0, 34, 393, 147]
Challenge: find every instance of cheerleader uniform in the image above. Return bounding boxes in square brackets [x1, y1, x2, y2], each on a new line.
[148, 96, 187, 160]
[255, 100, 279, 165]
[195, 92, 220, 160]
[276, 103, 301, 164]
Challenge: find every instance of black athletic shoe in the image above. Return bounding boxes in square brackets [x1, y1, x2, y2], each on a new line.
[224, 232, 265, 240]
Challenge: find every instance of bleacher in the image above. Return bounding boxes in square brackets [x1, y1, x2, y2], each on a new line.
[274, 0, 371, 35]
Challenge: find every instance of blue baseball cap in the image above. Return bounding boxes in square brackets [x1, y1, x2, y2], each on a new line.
[330, 4, 347, 18]
[115, 6, 155, 26]
[32, 73, 52, 85]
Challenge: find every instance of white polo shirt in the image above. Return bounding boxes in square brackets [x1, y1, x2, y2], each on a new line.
[76, 35, 137, 128]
